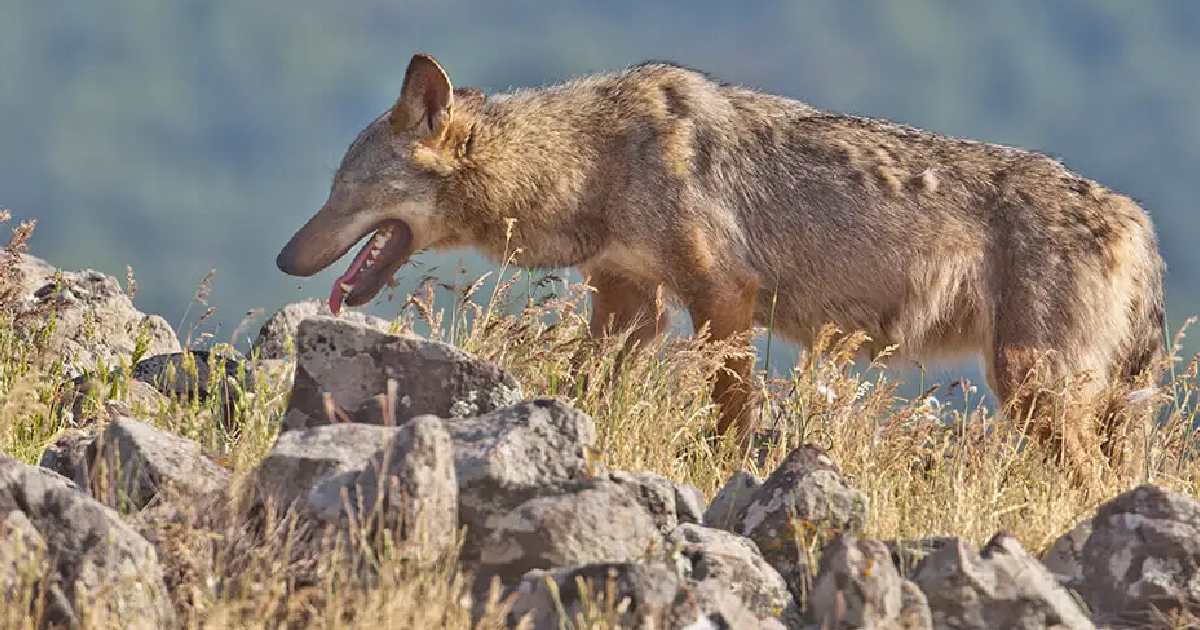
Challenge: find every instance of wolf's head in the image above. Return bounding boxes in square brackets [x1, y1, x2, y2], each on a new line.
[277, 53, 475, 314]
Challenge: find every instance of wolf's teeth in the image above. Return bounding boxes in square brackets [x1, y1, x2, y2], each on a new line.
[340, 282, 354, 293]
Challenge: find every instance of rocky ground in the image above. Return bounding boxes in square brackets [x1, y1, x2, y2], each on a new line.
[3, 256, 1200, 629]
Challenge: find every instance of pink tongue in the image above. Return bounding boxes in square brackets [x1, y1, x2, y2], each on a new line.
[328, 238, 378, 315]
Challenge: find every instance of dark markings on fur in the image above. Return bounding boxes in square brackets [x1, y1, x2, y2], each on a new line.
[660, 84, 689, 119]
[692, 124, 717, 185]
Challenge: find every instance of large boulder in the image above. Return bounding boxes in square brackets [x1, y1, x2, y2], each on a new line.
[38, 427, 98, 488]
[253, 423, 400, 515]
[131, 350, 250, 418]
[315, 416, 458, 554]
[0, 455, 173, 628]
[252, 417, 458, 556]
[886, 537, 956, 578]
[256, 399, 597, 564]
[253, 299, 394, 360]
[666, 523, 802, 626]
[476, 478, 662, 586]
[281, 317, 522, 430]
[704, 469, 762, 531]
[731, 445, 867, 602]
[810, 535, 932, 629]
[608, 470, 702, 534]
[911, 533, 1094, 630]
[93, 416, 230, 511]
[40, 417, 229, 512]
[10, 255, 180, 377]
[1043, 484, 1200, 626]
[509, 562, 786, 630]
[442, 400, 597, 560]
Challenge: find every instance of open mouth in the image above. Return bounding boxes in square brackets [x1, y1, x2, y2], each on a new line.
[328, 219, 414, 315]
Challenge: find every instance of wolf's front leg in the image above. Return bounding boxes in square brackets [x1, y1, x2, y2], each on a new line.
[686, 275, 760, 440]
[587, 270, 669, 345]
[576, 269, 669, 388]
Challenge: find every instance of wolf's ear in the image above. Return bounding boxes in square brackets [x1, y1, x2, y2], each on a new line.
[391, 54, 453, 138]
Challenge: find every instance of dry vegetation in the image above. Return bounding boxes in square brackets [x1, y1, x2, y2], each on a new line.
[2, 216, 1200, 629]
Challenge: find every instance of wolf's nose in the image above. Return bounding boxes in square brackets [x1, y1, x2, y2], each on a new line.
[276, 244, 302, 276]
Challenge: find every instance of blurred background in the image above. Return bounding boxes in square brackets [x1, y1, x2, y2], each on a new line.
[2, 1, 1197, 392]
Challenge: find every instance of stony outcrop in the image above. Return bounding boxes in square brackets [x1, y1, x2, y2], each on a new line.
[12, 271, 1200, 629]
[0, 455, 174, 628]
[39, 417, 229, 512]
[666, 523, 802, 626]
[93, 416, 230, 511]
[608, 469, 703, 534]
[281, 317, 522, 430]
[10, 254, 179, 376]
[253, 422, 401, 516]
[509, 562, 787, 629]
[476, 478, 662, 586]
[253, 298, 394, 360]
[810, 535, 932, 629]
[726, 445, 868, 603]
[131, 350, 250, 420]
[1043, 484, 1200, 626]
[442, 400, 598, 561]
[704, 469, 762, 530]
[912, 533, 1094, 630]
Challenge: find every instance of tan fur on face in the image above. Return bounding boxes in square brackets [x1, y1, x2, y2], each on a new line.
[340, 56, 1167, 440]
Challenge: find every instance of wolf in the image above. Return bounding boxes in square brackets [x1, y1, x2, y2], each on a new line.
[277, 53, 1165, 439]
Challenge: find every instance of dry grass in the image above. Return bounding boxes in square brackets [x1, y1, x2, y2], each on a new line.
[2, 220, 1200, 628]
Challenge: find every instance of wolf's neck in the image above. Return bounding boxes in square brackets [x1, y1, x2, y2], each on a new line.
[443, 84, 619, 267]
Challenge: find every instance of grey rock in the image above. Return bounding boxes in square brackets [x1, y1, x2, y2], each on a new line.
[667, 523, 802, 626]
[510, 562, 787, 630]
[253, 299, 395, 360]
[810, 535, 932, 629]
[443, 400, 597, 560]
[734, 445, 867, 602]
[477, 478, 662, 586]
[315, 416, 458, 554]
[603, 472, 703, 532]
[0, 454, 173, 628]
[282, 316, 522, 430]
[886, 536, 955, 579]
[38, 427, 97, 488]
[11, 256, 180, 377]
[912, 533, 1094, 630]
[1043, 484, 1200, 625]
[704, 469, 762, 531]
[94, 416, 230, 511]
[59, 377, 168, 427]
[254, 423, 400, 513]
[674, 482, 705, 526]
[11, 253, 55, 297]
[131, 349, 250, 411]
[0, 510, 47, 597]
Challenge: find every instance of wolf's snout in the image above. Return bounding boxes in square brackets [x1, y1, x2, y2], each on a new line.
[275, 243, 307, 276]
[276, 233, 324, 277]
[277, 205, 350, 277]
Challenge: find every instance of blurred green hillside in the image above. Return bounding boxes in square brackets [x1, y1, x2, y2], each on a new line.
[2, 1, 1198, 380]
